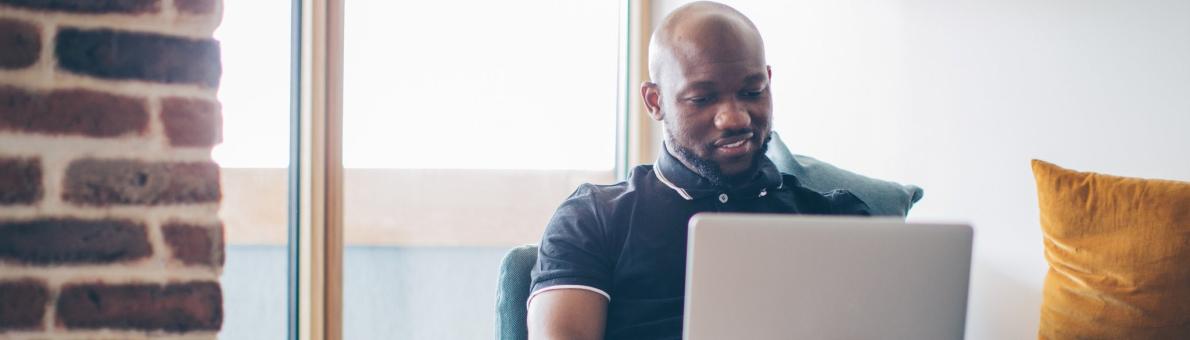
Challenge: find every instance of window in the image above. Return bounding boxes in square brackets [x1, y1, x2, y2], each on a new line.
[341, 1, 622, 338]
[212, 0, 292, 339]
[212, 1, 638, 338]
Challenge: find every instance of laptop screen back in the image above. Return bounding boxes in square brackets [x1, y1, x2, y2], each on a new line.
[683, 214, 972, 340]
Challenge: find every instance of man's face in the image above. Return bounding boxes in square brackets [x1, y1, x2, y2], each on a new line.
[652, 49, 773, 185]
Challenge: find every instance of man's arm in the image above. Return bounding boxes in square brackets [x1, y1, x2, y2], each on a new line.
[527, 289, 608, 340]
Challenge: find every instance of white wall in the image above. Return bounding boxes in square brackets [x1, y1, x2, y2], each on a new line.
[652, 1, 1190, 339]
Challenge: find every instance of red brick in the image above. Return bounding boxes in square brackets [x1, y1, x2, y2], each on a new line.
[0, 0, 159, 14]
[0, 279, 48, 331]
[55, 28, 221, 87]
[161, 97, 221, 147]
[62, 159, 220, 206]
[0, 86, 149, 137]
[0, 157, 41, 205]
[163, 222, 223, 267]
[0, 219, 150, 265]
[0, 18, 40, 69]
[57, 281, 221, 332]
[174, 0, 215, 14]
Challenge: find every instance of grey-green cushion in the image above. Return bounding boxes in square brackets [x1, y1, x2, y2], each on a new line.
[496, 244, 537, 340]
[765, 131, 924, 216]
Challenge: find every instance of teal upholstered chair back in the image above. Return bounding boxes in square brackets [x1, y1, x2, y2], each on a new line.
[496, 244, 537, 340]
[766, 132, 923, 216]
[494, 131, 924, 339]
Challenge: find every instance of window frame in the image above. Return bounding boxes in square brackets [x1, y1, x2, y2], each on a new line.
[621, 0, 658, 179]
[291, 0, 343, 339]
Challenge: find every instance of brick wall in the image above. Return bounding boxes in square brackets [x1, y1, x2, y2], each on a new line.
[0, 0, 225, 338]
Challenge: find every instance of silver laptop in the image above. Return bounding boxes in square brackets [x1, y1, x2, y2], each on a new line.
[683, 214, 973, 340]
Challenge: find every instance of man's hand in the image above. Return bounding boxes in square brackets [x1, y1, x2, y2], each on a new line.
[527, 289, 608, 340]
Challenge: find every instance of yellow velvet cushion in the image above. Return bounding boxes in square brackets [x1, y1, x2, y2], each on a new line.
[1032, 160, 1190, 339]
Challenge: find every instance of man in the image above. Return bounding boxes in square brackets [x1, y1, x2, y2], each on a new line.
[527, 2, 870, 339]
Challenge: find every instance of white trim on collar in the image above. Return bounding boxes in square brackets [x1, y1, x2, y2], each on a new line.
[654, 162, 694, 200]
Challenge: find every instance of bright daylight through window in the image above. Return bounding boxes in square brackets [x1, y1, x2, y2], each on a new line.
[211, 0, 291, 339]
[341, 1, 620, 339]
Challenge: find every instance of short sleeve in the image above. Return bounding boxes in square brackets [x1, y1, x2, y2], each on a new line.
[822, 189, 873, 216]
[529, 185, 614, 302]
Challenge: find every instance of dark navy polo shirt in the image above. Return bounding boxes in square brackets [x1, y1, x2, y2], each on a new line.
[530, 148, 870, 340]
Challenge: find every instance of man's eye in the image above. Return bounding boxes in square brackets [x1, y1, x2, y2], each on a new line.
[742, 89, 764, 98]
[688, 96, 711, 104]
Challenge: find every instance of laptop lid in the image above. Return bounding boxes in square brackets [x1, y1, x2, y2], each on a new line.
[683, 214, 973, 340]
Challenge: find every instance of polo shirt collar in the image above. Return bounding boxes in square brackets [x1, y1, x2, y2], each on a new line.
[655, 143, 783, 201]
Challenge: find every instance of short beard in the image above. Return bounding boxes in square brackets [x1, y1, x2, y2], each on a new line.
[669, 134, 771, 188]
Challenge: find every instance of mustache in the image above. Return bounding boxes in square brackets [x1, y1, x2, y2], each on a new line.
[721, 128, 753, 139]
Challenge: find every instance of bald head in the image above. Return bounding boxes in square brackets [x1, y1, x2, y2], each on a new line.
[640, 2, 773, 184]
[648, 1, 766, 86]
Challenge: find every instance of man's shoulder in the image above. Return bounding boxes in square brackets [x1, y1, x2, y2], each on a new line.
[566, 180, 630, 206]
[779, 173, 872, 216]
[564, 165, 657, 202]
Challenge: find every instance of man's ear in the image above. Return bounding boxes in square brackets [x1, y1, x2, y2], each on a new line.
[640, 82, 664, 121]
[767, 65, 772, 80]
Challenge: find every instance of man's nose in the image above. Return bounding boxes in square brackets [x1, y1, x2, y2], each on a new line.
[713, 100, 751, 131]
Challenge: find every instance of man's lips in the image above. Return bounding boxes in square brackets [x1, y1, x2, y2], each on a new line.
[713, 132, 754, 157]
[714, 132, 754, 148]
